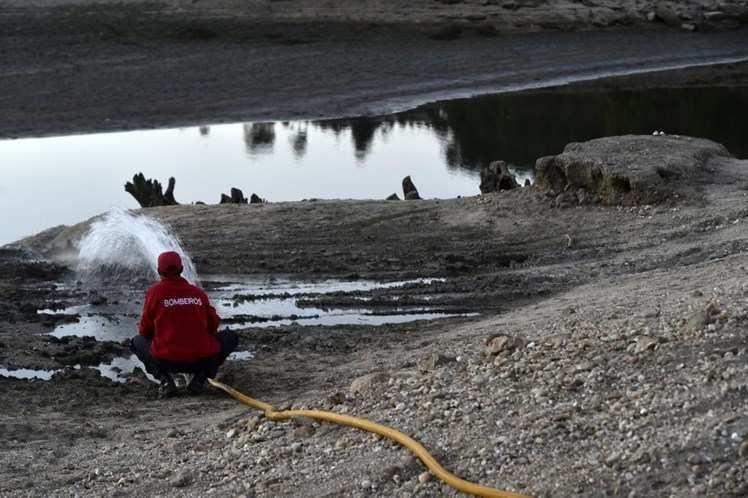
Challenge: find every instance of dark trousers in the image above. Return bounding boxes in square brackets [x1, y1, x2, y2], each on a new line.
[130, 330, 238, 380]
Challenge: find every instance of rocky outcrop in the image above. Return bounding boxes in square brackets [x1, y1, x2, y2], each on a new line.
[386, 193, 401, 201]
[250, 194, 264, 204]
[124, 173, 179, 208]
[535, 135, 731, 205]
[479, 160, 520, 194]
[402, 176, 421, 200]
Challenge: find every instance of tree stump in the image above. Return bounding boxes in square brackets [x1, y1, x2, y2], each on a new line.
[402, 176, 421, 200]
[479, 160, 519, 194]
[124, 173, 179, 207]
[220, 188, 248, 204]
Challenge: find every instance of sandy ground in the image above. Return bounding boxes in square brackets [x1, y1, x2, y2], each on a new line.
[3, 134, 748, 496]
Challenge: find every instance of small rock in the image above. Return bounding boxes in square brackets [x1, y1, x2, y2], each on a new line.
[739, 441, 748, 459]
[418, 471, 432, 484]
[485, 334, 526, 355]
[681, 23, 697, 31]
[386, 193, 401, 201]
[89, 294, 108, 306]
[170, 471, 191, 488]
[419, 352, 457, 372]
[293, 426, 316, 439]
[646, 11, 656, 22]
[245, 415, 262, 432]
[634, 336, 657, 353]
[350, 372, 389, 394]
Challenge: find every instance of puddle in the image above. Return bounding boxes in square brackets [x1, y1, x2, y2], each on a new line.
[221, 310, 478, 330]
[46, 276, 473, 341]
[0, 367, 59, 380]
[2, 348, 257, 384]
[94, 354, 156, 384]
[228, 351, 254, 361]
[210, 277, 444, 295]
[34, 275, 474, 383]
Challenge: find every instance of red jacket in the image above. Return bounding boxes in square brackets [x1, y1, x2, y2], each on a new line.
[138, 276, 220, 362]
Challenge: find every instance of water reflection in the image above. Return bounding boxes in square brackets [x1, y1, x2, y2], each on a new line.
[290, 129, 308, 159]
[305, 85, 748, 168]
[243, 122, 276, 155]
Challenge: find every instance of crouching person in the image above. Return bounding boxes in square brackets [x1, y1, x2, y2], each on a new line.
[130, 251, 237, 397]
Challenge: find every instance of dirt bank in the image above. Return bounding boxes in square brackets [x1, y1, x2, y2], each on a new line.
[1, 1, 747, 139]
[3, 135, 748, 496]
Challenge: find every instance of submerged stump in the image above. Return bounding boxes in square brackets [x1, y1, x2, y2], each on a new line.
[402, 176, 421, 200]
[220, 188, 248, 204]
[479, 160, 520, 194]
[124, 173, 179, 207]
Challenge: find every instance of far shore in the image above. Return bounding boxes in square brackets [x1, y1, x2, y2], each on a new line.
[0, 1, 746, 139]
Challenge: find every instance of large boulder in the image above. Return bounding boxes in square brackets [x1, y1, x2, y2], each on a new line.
[535, 135, 731, 205]
[479, 160, 520, 194]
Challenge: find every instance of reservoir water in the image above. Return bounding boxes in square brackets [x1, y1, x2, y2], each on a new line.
[2, 83, 747, 245]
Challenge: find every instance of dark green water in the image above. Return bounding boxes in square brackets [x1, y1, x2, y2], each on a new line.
[318, 84, 748, 170]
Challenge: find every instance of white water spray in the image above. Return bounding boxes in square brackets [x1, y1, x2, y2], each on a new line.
[76, 207, 199, 284]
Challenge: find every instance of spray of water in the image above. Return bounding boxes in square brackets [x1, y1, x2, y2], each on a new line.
[76, 207, 199, 285]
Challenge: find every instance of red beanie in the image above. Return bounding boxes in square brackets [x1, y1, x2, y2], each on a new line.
[157, 251, 183, 275]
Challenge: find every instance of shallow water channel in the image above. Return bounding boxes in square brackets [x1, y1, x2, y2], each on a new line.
[0, 276, 472, 383]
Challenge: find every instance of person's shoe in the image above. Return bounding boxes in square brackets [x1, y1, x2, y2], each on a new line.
[174, 373, 192, 390]
[187, 372, 207, 395]
[158, 373, 177, 399]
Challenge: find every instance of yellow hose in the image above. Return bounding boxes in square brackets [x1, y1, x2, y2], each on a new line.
[208, 378, 531, 498]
